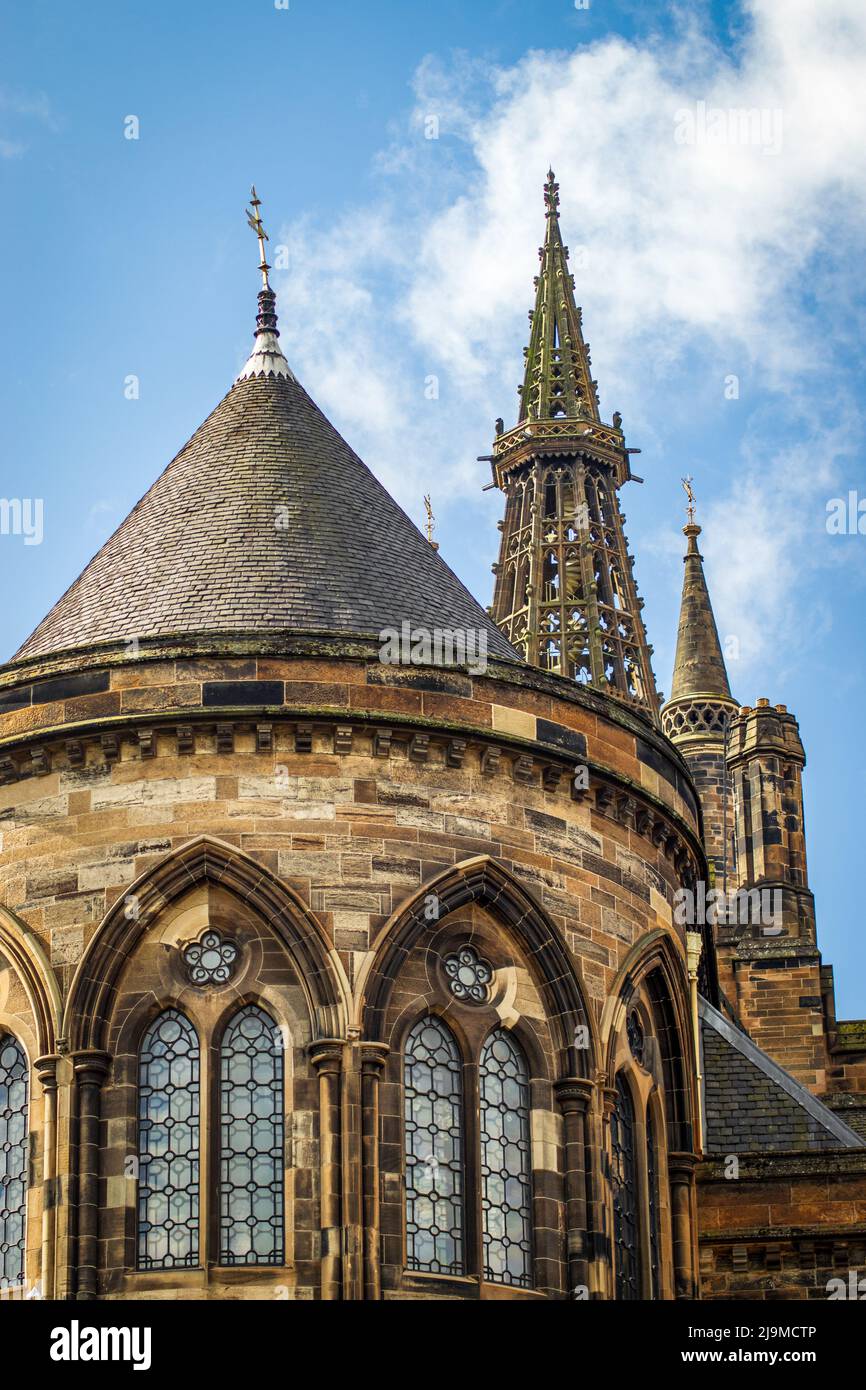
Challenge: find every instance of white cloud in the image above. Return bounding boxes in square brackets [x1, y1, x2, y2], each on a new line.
[273, 0, 866, 678]
[0, 83, 58, 155]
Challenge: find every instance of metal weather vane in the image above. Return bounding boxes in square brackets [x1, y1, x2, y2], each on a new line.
[246, 185, 271, 290]
[423, 495, 438, 550]
[681, 475, 697, 525]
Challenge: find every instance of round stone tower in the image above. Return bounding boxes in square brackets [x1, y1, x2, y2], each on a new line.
[0, 183, 710, 1303]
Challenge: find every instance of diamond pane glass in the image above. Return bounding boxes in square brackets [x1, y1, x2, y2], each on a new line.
[404, 1017, 465, 1275]
[0, 1035, 28, 1289]
[137, 1010, 200, 1270]
[219, 1005, 284, 1265]
[479, 1029, 533, 1287]
[612, 1072, 640, 1300]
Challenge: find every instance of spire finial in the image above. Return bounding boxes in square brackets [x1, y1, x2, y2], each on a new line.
[423, 494, 439, 551]
[681, 475, 697, 527]
[544, 168, 560, 218]
[246, 185, 271, 291]
[236, 185, 293, 382]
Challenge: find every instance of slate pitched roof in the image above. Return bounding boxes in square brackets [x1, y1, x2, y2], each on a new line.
[15, 368, 518, 663]
[700, 998, 863, 1153]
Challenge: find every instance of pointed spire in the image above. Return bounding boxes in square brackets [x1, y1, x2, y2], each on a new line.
[237, 186, 293, 382]
[669, 506, 733, 703]
[517, 169, 600, 425]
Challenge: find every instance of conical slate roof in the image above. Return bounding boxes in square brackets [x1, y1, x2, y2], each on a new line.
[668, 523, 733, 703]
[15, 303, 517, 664]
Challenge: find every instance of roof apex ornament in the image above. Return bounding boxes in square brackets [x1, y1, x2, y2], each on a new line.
[237, 184, 293, 382]
[423, 494, 439, 551]
[544, 167, 560, 218]
[246, 184, 272, 291]
[681, 474, 697, 527]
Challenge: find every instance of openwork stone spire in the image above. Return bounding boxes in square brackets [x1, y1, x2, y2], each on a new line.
[489, 172, 660, 721]
[519, 170, 600, 424]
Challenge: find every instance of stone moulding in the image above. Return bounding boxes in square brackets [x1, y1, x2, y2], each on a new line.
[0, 708, 704, 882]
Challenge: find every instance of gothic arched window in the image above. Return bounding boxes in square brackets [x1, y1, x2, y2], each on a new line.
[219, 1005, 285, 1266]
[137, 1010, 200, 1270]
[479, 1029, 533, 1288]
[0, 1035, 28, 1290]
[404, 1017, 465, 1276]
[611, 1072, 640, 1300]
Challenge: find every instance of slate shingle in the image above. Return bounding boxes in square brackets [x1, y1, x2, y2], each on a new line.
[700, 999, 863, 1153]
[15, 373, 519, 663]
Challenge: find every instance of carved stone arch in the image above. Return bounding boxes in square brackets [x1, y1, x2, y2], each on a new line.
[63, 835, 350, 1052]
[601, 930, 694, 1154]
[0, 906, 61, 1058]
[357, 855, 597, 1079]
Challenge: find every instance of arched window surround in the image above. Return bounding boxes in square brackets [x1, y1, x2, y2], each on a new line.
[128, 993, 294, 1281]
[607, 998, 676, 1301]
[395, 996, 547, 1298]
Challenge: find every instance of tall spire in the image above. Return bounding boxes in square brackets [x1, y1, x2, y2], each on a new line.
[667, 488, 733, 704]
[488, 172, 660, 722]
[661, 487, 739, 896]
[518, 169, 600, 425]
[237, 185, 293, 382]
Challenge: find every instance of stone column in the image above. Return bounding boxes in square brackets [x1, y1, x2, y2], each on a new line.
[34, 1055, 60, 1301]
[360, 1043, 389, 1301]
[72, 1050, 110, 1300]
[668, 1152, 700, 1300]
[599, 1083, 618, 1301]
[309, 1041, 343, 1301]
[554, 1077, 594, 1298]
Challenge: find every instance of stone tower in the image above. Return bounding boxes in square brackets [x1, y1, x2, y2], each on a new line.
[489, 172, 659, 722]
[661, 513, 866, 1108]
[0, 186, 710, 1302]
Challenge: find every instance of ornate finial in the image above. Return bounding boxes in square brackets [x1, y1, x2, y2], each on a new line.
[246, 185, 271, 291]
[544, 168, 560, 218]
[236, 184, 292, 382]
[423, 495, 439, 550]
[681, 475, 697, 526]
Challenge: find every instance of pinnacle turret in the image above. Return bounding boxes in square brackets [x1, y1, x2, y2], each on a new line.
[489, 173, 660, 722]
[517, 168, 600, 425]
[668, 523, 733, 705]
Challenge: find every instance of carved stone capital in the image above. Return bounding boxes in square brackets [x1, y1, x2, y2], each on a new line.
[554, 1076, 593, 1116]
[308, 1039, 345, 1076]
[72, 1049, 111, 1091]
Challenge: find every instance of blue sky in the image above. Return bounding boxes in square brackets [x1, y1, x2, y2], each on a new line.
[2, 0, 866, 1014]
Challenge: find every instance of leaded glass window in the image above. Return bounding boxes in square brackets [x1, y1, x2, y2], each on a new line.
[137, 1010, 200, 1270]
[479, 1029, 533, 1288]
[404, 1017, 465, 1275]
[647, 1109, 661, 1300]
[219, 1005, 284, 1265]
[611, 1072, 640, 1300]
[0, 1035, 28, 1289]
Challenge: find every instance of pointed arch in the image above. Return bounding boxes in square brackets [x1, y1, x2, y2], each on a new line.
[64, 835, 350, 1052]
[0, 907, 61, 1058]
[357, 856, 596, 1077]
[602, 929, 694, 1154]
